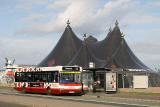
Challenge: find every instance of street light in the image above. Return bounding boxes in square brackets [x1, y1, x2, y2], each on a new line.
[122, 74, 126, 88]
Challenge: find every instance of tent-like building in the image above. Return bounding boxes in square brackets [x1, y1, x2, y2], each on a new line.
[86, 21, 149, 70]
[67, 40, 106, 68]
[38, 21, 82, 67]
[38, 20, 149, 71]
[37, 20, 160, 88]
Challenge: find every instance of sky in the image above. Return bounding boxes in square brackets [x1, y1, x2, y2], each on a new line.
[0, 0, 160, 70]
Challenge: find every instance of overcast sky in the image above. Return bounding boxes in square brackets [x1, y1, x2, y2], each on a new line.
[0, 0, 160, 69]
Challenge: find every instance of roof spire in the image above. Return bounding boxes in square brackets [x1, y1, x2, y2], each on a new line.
[115, 20, 119, 26]
[121, 32, 125, 45]
[109, 26, 112, 32]
[83, 33, 87, 45]
[67, 19, 70, 26]
[83, 33, 87, 41]
[121, 32, 125, 39]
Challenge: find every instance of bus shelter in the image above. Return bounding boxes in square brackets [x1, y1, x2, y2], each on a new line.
[83, 68, 120, 93]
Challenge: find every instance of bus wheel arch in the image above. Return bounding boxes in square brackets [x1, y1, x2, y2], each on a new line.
[46, 87, 51, 95]
[22, 87, 26, 94]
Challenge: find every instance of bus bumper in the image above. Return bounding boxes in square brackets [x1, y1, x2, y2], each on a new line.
[50, 88, 82, 94]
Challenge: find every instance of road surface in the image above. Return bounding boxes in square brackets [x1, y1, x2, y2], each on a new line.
[0, 88, 159, 107]
[0, 101, 28, 107]
[0, 94, 121, 107]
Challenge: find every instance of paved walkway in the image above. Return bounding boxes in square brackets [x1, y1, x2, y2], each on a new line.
[0, 101, 28, 107]
[0, 87, 160, 107]
[0, 94, 119, 107]
[85, 92, 160, 102]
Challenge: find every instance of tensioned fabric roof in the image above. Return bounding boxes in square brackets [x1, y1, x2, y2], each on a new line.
[37, 20, 149, 70]
[38, 23, 82, 67]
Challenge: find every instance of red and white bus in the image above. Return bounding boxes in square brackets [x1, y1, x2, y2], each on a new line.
[14, 66, 83, 95]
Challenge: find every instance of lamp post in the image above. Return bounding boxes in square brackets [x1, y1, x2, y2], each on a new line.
[122, 74, 126, 88]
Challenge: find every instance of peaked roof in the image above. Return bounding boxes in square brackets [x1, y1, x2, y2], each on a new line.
[67, 41, 106, 68]
[38, 22, 82, 67]
[104, 39, 149, 69]
[86, 35, 98, 43]
[87, 25, 122, 60]
[38, 20, 150, 71]
[87, 23, 149, 69]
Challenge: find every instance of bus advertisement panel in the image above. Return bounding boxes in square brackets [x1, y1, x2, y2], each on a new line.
[105, 72, 117, 92]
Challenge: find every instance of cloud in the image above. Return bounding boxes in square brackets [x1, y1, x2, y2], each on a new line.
[127, 37, 160, 67]
[14, 0, 47, 5]
[2, 0, 160, 68]
[122, 13, 159, 25]
[4, 0, 160, 37]
[151, 1, 160, 7]
[148, 29, 160, 37]
[96, 0, 130, 17]
[136, 54, 160, 69]
[0, 37, 56, 67]
[15, 0, 132, 36]
[129, 38, 160, 55]
[120, 9, 160, 29]
[14, 0, 49, 10]
[47, 0, 69, 11]
[20, 13, 48, 24]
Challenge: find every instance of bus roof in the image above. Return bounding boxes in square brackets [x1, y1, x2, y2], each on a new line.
[16, 66, 82, 72]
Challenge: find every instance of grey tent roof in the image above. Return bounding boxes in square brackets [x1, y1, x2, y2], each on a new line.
[67, 41, 106, 68]
[87, 25, 123, 60]
[38, 24, 82, 67]
[86, 35, 98, 43]
[38, 21, 149, 70]
[87, 25, 149, 69]
[104, 40, 149, 69]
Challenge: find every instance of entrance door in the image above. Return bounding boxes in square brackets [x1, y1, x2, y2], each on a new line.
[95, 73, 105, 92]
[118, 74, 123, 88]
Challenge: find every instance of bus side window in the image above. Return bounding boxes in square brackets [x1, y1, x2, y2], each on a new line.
[21, 72, 26, 82]
[52, 71, 58, 83]
[47, 72, 52, 82]
[33, 72, 40, 82]
[27, 72, 32, 82]
[15, 72, 20, 82]
[53, 73, 56, 82]
[55, 72, 59, 83]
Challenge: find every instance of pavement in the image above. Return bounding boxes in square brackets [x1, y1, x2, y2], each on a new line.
[85, 91, 160, 102]
[0, 87, 160, 107]
[0, 94, 120, 107]
[0, 101, 28, 107]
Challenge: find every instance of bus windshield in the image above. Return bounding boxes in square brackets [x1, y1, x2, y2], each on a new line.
[60, 73, 81, 83]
